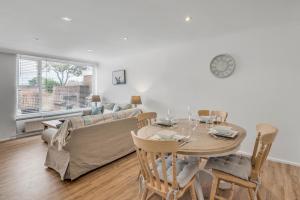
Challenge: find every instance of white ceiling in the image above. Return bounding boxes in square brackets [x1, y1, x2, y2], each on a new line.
[0, 0, 299, 62]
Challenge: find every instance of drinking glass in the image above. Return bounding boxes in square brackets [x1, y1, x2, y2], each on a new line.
[208, 115, 216, 128]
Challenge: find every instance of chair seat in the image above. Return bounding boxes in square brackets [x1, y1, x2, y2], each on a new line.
[205, 154, 252, 180]
[155, 156, 199, 188]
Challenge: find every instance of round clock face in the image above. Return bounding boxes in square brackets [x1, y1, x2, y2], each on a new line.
[210, 54, 235, 78]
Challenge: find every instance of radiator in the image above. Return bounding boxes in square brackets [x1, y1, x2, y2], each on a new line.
[16, 112, 82, 134]
[24, 121, 44, 133]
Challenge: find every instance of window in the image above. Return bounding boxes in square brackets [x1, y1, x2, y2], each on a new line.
[17, 55, 96, 117]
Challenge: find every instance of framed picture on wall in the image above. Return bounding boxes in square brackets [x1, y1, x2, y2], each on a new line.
[112, 69, 126, 85]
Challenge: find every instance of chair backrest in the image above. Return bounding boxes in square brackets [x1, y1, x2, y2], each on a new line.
[198, 110, 210, 116]
[250, 123, 278, 180]
[131, 132, 179, 192]
[210, 110, 228, 122]
[137, 112, 157, 129]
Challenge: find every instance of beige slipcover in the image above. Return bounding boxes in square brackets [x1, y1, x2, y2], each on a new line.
[45, 117, 138, 180]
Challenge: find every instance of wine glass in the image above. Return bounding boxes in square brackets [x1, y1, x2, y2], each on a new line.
[207, 112, 216, 128]
[166, 108, 171, 121]
[216, 115, 222, 125]
[187, 105, 192, 121]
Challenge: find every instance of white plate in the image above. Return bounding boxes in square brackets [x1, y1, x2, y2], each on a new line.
[212, 126, 232, 132]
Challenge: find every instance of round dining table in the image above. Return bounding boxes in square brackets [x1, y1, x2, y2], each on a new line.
[137, 119, 247, 157]
[137, 119, 247, 200]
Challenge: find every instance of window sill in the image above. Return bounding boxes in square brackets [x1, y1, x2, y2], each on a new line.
[15, 108, 90, 121]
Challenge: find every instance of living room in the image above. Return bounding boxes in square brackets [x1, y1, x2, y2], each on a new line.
[0, 1, 299, 200]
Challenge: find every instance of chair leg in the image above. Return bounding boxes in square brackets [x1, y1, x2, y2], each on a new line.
[142, 188, 148, 200]
[137, 170, 141, 180]
[228, 183, 234, 200]
[210, 176, 219, 200]
[190, 184, 197, 200]
[247, 188, 255, 200]
[257, 191, 261, 200]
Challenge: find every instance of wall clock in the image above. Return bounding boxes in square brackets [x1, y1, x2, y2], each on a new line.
[210, 54, 235, 78]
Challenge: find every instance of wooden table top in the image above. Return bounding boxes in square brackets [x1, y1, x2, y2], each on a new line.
[137, 119, 246, 156]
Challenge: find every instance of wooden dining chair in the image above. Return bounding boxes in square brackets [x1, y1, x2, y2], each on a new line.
[210, 110, 228, 122]
[137, 112, 157, 129]
[131, 132, 198, 200]
[198, 110, 210, 117]
[206, 123, 278, 200]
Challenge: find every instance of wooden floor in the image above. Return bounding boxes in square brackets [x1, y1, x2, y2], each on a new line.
[0, 136, 299, 200]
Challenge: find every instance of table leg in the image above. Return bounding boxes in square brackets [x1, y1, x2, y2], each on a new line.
[185, 156, 205, 200]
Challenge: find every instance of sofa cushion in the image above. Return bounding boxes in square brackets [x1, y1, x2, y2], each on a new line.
[205, 154, 252, 180]
[79, 108, 142, 127]
[91, 105, 103, 115]
[82, 114, 105, 126]
[82, 109, 92, 116]
[112, 104, 121, 112]
[91, 106, 100, 115]
[103, 109, 114, 115]
[119, 103, 132, 110]
[112, 108, 142, 120]
[103, 103, 115, 110]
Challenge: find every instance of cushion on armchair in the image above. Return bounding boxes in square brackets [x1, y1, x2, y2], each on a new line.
[205, 154, 252, 180]
[155, 156, 199, 188]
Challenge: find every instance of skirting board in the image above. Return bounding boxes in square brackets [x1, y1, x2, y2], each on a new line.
[238, 150, 300, 167]
[0, 132, 42, 143]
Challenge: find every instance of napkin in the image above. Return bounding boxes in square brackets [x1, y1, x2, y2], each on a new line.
[156, 119, 177, 127]
[149, 130, 188, 141]
[209, 126, 238, 138]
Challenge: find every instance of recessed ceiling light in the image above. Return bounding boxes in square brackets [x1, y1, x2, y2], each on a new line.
[185, 16, 192, 22]
[123, 37, 128, 41]
[61, 17, 72, 22]
[87, 50, 93, 53]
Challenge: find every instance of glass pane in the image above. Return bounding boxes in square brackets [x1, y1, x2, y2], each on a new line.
[17, 59, 40, 115]
[41, 61, 93, 112]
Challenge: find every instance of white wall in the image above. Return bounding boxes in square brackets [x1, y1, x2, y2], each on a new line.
[101, 23, 300, 164]
[0, 52, 16, 140]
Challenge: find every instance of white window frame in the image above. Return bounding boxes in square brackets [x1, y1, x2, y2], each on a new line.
[16, 54, 98, 120]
